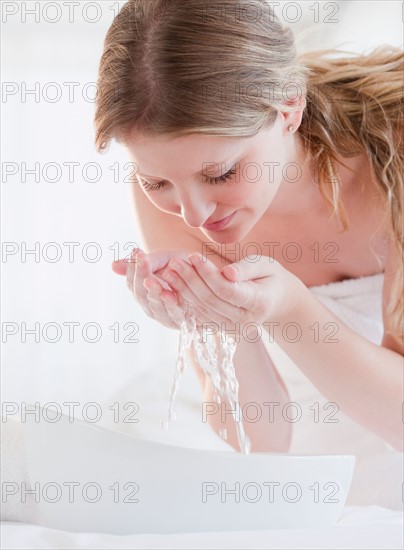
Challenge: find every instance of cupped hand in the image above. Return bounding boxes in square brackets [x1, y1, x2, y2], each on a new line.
[112, 248, 204, 330]
[157, 253, 306, 331]
[112, 248, 306, 333]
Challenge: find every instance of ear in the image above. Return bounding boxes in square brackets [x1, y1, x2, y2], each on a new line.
[279, 93, 307, 135]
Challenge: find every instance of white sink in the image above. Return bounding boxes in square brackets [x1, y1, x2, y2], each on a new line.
[20, 408, 355, 534]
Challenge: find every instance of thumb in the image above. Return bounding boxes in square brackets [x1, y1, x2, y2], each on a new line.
[112, 249, 191, 277]
[222, 256, 279, 282]
[221, 263, 239, 282]
[143, 249, 192, 273]
[111, 259, 128, 276]
[112, 247, 144, 276]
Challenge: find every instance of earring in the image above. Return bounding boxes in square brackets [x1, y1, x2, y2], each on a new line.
[288, 125, 295, 133]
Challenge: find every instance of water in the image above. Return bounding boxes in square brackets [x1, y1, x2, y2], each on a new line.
[162, 302, 251, 455]
[161, 305, 196, 429]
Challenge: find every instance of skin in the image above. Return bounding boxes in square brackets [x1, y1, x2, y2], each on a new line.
[119, 104, 309, 328]
[123, 106, 308, 246]
[112, 102, 403, 451]
[117, 99, 387, 329]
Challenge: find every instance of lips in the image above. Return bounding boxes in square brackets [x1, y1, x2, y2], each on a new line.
[202, 211, 237, 231]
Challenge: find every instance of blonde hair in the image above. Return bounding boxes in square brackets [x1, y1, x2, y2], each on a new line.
[94, 0, 403, 345]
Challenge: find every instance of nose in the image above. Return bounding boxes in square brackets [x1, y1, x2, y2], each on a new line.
[179, 193, 216, 229]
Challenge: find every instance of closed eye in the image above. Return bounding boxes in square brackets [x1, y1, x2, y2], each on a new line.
[139, 165, 238, 191]
[205, 166, 237, 185]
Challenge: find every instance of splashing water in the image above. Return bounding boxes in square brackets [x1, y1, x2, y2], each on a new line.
[162, 302, 251, 455]
[161, 305, 196, 429]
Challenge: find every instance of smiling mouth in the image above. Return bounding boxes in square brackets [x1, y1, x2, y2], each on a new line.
[202, 211, 237, 231]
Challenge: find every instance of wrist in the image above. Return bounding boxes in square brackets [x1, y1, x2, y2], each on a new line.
[265, 276, 309, 328]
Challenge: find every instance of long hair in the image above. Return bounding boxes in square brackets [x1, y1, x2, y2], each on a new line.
[94, 0, 403, 344]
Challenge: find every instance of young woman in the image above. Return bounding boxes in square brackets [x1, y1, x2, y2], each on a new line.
[94, 0, 403, 456]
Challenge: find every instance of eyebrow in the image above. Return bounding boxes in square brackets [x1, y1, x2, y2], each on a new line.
[137, 158, 238, 181]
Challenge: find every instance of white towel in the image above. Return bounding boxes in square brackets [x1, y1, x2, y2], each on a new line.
[263, 273, 403, 511]
[309, 273, 385, 345]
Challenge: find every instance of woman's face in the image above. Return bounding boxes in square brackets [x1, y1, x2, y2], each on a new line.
[124, 111, 303, 244]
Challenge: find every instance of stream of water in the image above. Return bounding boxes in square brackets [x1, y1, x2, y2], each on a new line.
[162, 302, 251, 455]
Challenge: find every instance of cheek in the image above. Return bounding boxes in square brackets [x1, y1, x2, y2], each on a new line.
[216, 187, 245, 204]
[222, 177, 271, 207]
[208, 181, 264, 209]
[143, 191, 181, 215]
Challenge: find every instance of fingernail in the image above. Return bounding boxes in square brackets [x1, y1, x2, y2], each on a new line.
[223, 265, 238, 279]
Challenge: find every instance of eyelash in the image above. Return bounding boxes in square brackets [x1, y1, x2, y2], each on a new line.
[140, 166, 237, 191]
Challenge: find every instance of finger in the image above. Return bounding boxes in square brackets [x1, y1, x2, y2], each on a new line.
[125, 249, 179, 290]
[221, 255, 280, 282]
[126, 248, 143, 292]
[129, 252, 156, 317]
[188, 254, 259, 310]
[145, 278, 164, 305]
[146, 285, 175, 325]
[123, 250, 178, 327]
[161, 290, 189, 326]
[160, 267, 236, 325]
[139, 261, 181, 322]
[146, 283, 191, 329]
[143, 271, 171, 293]
[133, 253, 151, 298]
[160, 267, 204, 309]
[113, 246, 143, 276]
[160, 285, 234, 334]
[168, 257, 246, 316]
[161, 291, 220, 331]
[143, 249, 192, 274]
[141, 277, 178, 329]
[112, 260, 128, 276]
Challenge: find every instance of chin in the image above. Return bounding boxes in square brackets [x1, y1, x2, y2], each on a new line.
[202, 226, 247, 246]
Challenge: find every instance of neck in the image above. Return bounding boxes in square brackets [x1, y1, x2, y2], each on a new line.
[267, 132, 320, 216]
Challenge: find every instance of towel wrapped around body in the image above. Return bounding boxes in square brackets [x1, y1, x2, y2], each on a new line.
[263, 273, 403, 510]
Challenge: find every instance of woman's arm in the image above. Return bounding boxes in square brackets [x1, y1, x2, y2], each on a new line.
[266, 286, 403, 452]
[189, 326, 292, 453]
[159, 249, 403, 452]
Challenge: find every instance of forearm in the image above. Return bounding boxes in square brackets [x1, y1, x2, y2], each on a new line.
[189, 327, 292, 453]
[266, 284, 404, 451]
